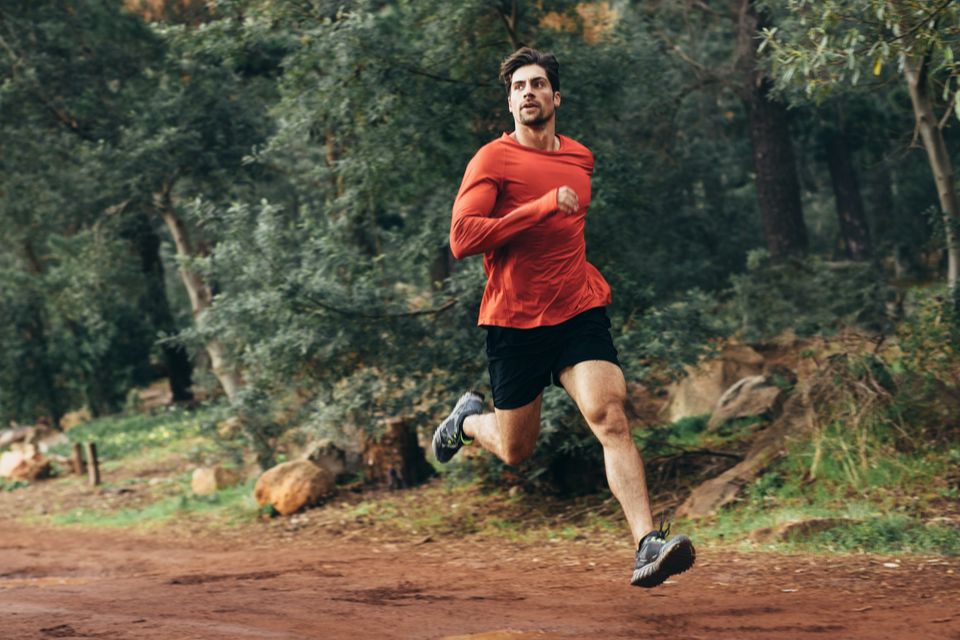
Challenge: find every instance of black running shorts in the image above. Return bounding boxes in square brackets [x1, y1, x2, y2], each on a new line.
[484, 306, 621, 410]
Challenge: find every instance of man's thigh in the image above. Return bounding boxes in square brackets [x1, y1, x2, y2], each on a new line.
[493, 392, 543, 450]
[558, 360, 627, 419]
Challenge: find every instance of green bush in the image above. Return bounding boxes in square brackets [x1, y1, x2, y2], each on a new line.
[730, 250, 891, 340]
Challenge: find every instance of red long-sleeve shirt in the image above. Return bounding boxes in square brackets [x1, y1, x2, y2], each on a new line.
[450, 133, 612, 328]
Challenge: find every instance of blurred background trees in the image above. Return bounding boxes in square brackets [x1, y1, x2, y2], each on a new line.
[0, 0, 956, 481]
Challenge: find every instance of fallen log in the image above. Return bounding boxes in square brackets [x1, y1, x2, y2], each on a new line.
[676, 390, 813, 519]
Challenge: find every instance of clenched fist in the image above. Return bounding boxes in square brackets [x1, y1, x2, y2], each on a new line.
[556, 186, 579, 215]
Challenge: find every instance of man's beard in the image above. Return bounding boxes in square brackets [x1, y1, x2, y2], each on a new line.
[518, 104, 555, 128]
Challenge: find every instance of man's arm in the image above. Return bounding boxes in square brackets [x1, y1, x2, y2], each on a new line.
[449, 151, 558, 260]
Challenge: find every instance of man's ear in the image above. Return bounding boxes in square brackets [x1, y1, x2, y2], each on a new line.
[554, 91, 561, 108]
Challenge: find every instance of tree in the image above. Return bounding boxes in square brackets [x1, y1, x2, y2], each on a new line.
[0, 1, 167, 423]
[644, 0, 809, 258]
[761, 0, 960, 291]
[737, 0, 809, 257]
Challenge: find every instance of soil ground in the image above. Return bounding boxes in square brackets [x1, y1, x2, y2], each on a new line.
[2, 519, 959, 639]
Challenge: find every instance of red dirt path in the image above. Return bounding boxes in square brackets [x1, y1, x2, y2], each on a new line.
[2, 522, 958, 639]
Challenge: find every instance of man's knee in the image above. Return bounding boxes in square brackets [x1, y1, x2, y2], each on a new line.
[501, 439, 536, 466]
[582, 400, 630, 442]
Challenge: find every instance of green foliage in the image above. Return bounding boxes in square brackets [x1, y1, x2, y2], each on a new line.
[894, 286, 960, 384]
[806, 516, 960, 556]
[760, 0, 960, 109]
[0, 228, 157, 423]
[730, 250, 890, 340]
[0, 1, 166, 423]
[0, 478, 30, 492]
[56, 408, 217, 461]
[615, 289, 733, 381]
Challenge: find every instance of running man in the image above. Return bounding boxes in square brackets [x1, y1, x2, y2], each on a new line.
[432, 47, 695, 588]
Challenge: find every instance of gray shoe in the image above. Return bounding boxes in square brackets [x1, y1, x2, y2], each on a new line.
[631, 524, 696, 588]
[432, 391, 484, 463]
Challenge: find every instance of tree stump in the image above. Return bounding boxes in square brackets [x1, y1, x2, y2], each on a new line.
[362, 417, 433, 489]
[70, 443, 86, 475]
[84, 442, 100, 486]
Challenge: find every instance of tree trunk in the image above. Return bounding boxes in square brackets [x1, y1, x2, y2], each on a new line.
[128, 212, 194, 401]
[737, 1, 808, 258]
[22, 242, 63, 430]
[902, 54, 960, 290]
[823, 128, 871, 260]
[867, 160, 894, 246]
[28, 304, 64, 431]
[155, 188, 242, 403]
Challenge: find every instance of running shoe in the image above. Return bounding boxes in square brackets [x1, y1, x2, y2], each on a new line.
[631, 523, 696, 588]
[432, 391, 484, 463]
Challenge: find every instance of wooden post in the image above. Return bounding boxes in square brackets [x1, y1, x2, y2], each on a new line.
[71, 443, 85, 475]
[84, 442, 100, 487]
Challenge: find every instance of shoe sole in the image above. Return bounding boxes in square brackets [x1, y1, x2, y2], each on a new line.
[432, 420, 458, 463]
[631, 535, 696, 588]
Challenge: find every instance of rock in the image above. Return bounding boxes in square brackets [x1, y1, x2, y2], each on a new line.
[624, 382, 667, 428]
[302, 439, 359, 481]
[0, 450, 25, 477]
[362, 417, 433, 488]
[191, 465, 242, 495]
[135, 380, 174, 410]
[0, 444, 52, 481]
[662, 343, 765, 423]
[706, 375, 783, 430]
[216, 416, 242, 439]
[0, 426, 35, 449]
[0, 425, 63, 451]
[61, 407, 92, 430]
[254, 460, 336, 516]
[676, 390, 814, 519]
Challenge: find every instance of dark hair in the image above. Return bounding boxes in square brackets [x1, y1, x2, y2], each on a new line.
[499, 47, 560, 94]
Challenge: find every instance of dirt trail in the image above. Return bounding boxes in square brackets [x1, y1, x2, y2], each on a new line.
[2, 523, 958, 639]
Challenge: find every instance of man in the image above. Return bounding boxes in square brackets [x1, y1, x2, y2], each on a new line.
[432, 47, 695, 588]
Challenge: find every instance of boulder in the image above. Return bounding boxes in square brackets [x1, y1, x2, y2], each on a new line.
[624, 382, 668, 428]
[0, 444, 52, 481]
[302, 439, 359, 481]
[0, 425, 63, 451]
[0, 426, 34, 449]
[706, 375, 783, 430]
[254, 460, 335, 516]
[61, 407, 92, 430]
[191, 465, 242, 496]
[662, 344, 765, 423]
[216, 416, 242, 439]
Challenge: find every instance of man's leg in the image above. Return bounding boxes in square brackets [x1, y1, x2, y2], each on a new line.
[558, 359, 695, 587]
[462, 394, 542, 466]
[557, 360, 653, 543]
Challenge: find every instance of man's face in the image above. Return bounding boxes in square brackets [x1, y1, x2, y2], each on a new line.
[507, 64, 560, 128]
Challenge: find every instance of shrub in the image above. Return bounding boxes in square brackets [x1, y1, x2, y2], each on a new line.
[730, 250, 891, 340]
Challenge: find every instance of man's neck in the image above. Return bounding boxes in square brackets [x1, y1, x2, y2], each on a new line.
[512, 123, 558, 151]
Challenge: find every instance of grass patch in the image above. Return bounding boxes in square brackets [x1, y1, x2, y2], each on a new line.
[806, 516, 960, 555]
[51, 407, 228, 462]
[0, 478, 30, 492]
[49, 479, 260, 529]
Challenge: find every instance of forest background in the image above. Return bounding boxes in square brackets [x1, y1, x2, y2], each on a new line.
[1, 0, 959, 547]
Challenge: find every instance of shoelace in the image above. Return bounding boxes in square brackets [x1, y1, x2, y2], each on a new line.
[642, 514, 671, 547]
[657, 514, 671, 541]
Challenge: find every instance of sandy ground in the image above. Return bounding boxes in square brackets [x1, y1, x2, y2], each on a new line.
[2, 521, 959, 639]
